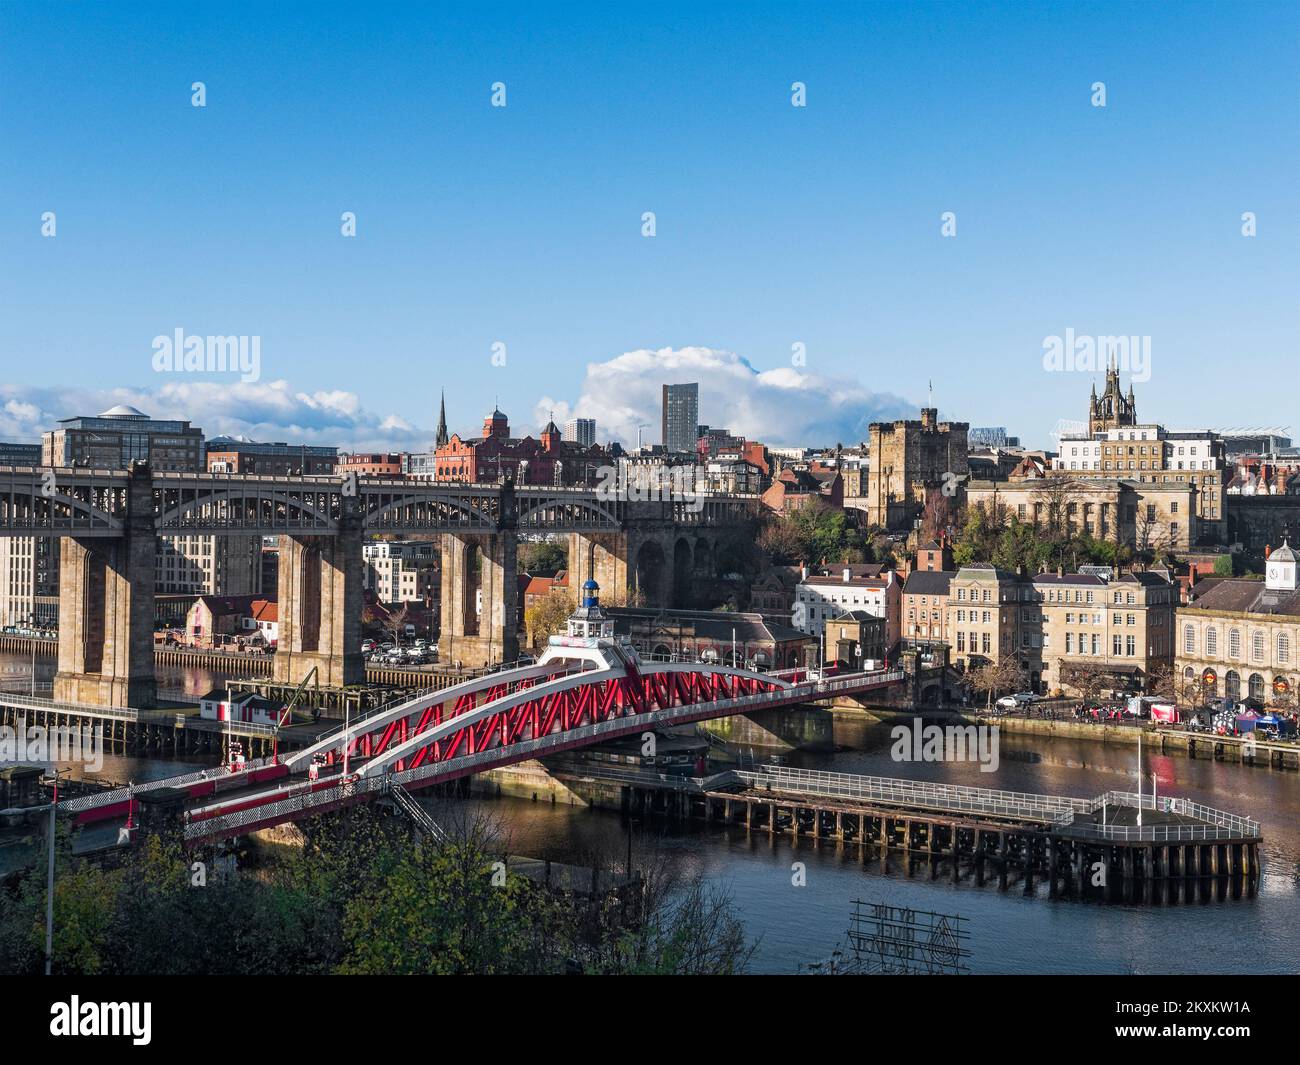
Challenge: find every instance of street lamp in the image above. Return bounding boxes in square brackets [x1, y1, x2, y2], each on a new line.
[45, 767, 69, 976]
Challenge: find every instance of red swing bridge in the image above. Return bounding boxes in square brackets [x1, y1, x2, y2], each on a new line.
[60, 581, 903, 845]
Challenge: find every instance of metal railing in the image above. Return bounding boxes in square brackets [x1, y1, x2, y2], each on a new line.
[1053, 790, 1261, 842]
[60, 755, 278, 813]
[736, 765, 1079, 824]
[0, 691, 144, 721]
[384, 779, 449, 843]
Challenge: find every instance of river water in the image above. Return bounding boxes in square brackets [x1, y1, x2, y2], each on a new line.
[4, 652, 1297, 974]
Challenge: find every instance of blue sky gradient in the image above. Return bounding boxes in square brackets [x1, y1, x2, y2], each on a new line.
[1, 1, 1296, 448]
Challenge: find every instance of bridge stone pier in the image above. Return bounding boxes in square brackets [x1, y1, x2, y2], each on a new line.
[272, 510, 365, 688]
[54, 464, 156, 708]
[567, 532, 629, 604]
[439, 531, 519, 668]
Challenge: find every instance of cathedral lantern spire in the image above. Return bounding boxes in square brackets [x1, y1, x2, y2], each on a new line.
[435, 390, 449, 448]
[1088, 363, 1138, 435]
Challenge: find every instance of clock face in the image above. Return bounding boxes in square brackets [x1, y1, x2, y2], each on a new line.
[1270, 566, 1279, 578]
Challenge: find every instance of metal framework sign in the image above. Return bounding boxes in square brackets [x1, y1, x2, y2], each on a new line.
[846, 900, 972, 975]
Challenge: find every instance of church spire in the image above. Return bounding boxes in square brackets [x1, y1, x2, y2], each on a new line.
[435, 389, 449, 448]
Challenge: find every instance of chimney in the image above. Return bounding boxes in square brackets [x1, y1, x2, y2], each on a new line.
[842, 568, 851, 583]
[800, 564, 808, 580]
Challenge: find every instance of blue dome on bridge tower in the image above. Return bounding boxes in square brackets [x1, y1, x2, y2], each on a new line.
[565, 578, 614, 642]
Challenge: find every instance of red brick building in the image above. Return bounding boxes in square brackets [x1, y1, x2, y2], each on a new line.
[338, 452, 404, 476]
[433, 410, 612, 486]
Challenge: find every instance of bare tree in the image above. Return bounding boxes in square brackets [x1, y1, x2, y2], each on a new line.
[1147, 663, 1178, 703]
[966, 658, 1024, 709]
[384, 602, 411, 647]
[1135, 507, 1169, 559]
[1031, 475, 1083, 544]
[1060, 664, 1104, 705]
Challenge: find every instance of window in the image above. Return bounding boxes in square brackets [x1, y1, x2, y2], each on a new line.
[1229, 629, 1241, 659]
[1206, 627, 1218, 657]
[1279, 633, 1290, 664]
[1183, 624, 1195, 654]
[1252, 631, 1265, 662]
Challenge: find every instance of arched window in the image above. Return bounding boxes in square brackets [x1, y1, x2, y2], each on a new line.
[1183, 624, 1196, 655]
[1206, 627, 1218, 657]
[1252, 631, 1266, 661]
[1225, 670, 1241, 700]
[1228, 629, 1241, 659]
[1278, 633, 1290, 664]
[1249, 674, 1265, 702]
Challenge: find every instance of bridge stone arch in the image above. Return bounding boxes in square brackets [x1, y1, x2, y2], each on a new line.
[155, 488, 336, 532]
[516, 496, 622, 530]
[634, 539, 669, 608]
[364, 494, 494, 532]
[44, 492, 124, 534]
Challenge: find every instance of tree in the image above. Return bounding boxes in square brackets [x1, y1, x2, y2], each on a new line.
[757, 500, 869, 566]
[1135, 507, 1169, 560]
[1031, 476, 1083, 545]
[1147, 664, 1177, 703]
[919, 489, 953, 544]
[0, 804, 757, 977]
[384, 603, 411, 646]
[524, 592, 574, 650]
[1213, 553, 1236, 577]
[519, 539, 568, 576]
[1061, 663, 1105, 705]
[966, 658, 1024, 708]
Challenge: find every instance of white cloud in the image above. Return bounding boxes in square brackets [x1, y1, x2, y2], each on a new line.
[535, 346, 915, 447]
[0, 380, 435, 452]
[0, 347, 919, 456]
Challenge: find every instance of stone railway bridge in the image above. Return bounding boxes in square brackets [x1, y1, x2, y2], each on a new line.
[0, 464, 761, 706]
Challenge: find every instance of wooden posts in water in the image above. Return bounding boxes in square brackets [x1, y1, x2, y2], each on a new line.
[607, 778, 1260, 907]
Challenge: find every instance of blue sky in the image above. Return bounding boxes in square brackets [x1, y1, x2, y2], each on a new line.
[0, 1, 1296, 450]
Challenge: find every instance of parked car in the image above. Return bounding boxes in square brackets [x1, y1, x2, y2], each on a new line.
[995, 695, 1019, 711]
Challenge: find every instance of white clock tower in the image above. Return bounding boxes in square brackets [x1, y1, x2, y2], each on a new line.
[1266, 541, 1298, 592]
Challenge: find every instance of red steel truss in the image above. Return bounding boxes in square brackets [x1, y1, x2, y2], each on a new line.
[324, 667, 782, 774]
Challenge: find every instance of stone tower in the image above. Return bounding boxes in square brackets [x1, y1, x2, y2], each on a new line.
[1088, 358, 1138, 434]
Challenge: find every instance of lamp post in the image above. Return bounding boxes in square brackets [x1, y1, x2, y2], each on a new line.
[45, 767, 68, 976]
[1137, 729, 1143, 827]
